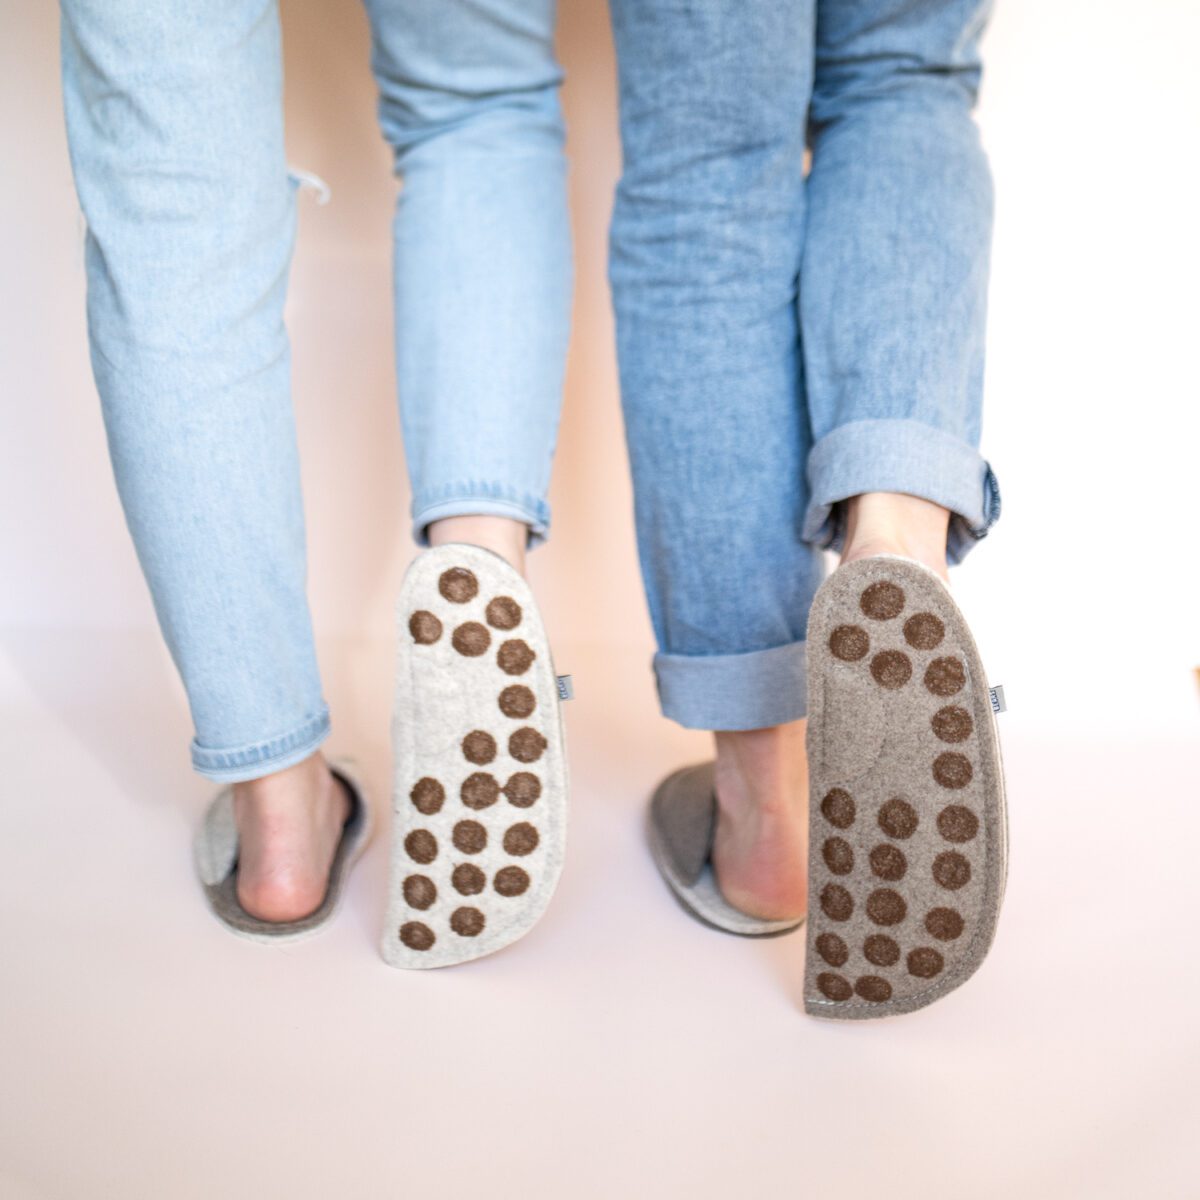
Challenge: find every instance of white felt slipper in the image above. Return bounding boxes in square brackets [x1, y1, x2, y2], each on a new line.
[803, 555, 1008, 1018]
[192, 755, 374, 944]
[381, 542, 570, 968]
[647, 760, 805, 938]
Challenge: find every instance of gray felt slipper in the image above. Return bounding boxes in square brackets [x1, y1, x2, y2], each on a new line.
[803, 554, 1008, 1019]
[647, 761, 806, 938]
[381, 542, 570, 968]
[192, 755, 375, 944]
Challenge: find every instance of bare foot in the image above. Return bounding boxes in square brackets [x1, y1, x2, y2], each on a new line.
[839, 491, 951, 582]
[232, 752, 352, 922]
[711, 721, 809, 921]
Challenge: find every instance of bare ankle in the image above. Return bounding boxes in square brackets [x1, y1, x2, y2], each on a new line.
[426, 515, 529, 577]
[232, 752, 336, 815]
[840, 492, 951, 582]
[709, 723, 809, 921]
[713, 722, 807, 817]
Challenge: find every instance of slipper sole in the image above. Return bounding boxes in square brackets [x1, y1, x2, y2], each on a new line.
[803, 555, 1008, 1018]
[381, 542, 569, 968]
[192, 756, 375, 945]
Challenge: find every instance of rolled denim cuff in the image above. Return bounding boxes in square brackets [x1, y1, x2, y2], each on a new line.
[191, 706, 332, 783]
[802, 418, 1001, 566]
[411, 483, 552, 551]
[654, 638, 808, 731]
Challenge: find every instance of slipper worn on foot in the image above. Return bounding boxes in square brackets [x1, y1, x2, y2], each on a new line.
[804, 554, 1008, 1018]
[647, 761, 806, 938]
[192, 756, 374, 944]
[382, 542, 569, 968]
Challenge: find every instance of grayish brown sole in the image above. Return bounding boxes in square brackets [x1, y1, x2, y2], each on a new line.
[381, 542, 569, 969]
[803, 554, 1008, 1019]
[647, 761, 805, 938]
[192, 755, 375, 945]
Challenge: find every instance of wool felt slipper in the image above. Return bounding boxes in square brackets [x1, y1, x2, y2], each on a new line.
[192, 756, 374, 944]
[647, 760, 806, 938]
[382, 542, 569, 968]
[803, 554, 1008, 1019]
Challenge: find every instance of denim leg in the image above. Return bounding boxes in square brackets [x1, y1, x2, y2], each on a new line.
[59, 0, 331, 782]
[800, 0, 1001, 565]
[608, 0, 824, 731]
[363, 0, 572, 551]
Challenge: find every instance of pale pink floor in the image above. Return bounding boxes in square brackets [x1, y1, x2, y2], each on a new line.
[1, 631, 1197, 1200]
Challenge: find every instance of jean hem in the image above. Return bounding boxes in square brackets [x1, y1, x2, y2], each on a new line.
[802, 418, 1001, 566]
[190, 707, 332, 783]
[654, 638, 808, 731]
[412, 484, 551, 551]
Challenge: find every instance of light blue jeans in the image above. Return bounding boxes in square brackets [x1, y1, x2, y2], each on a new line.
[59, 0, 570, 781]
[608, 0, 1002, 731]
